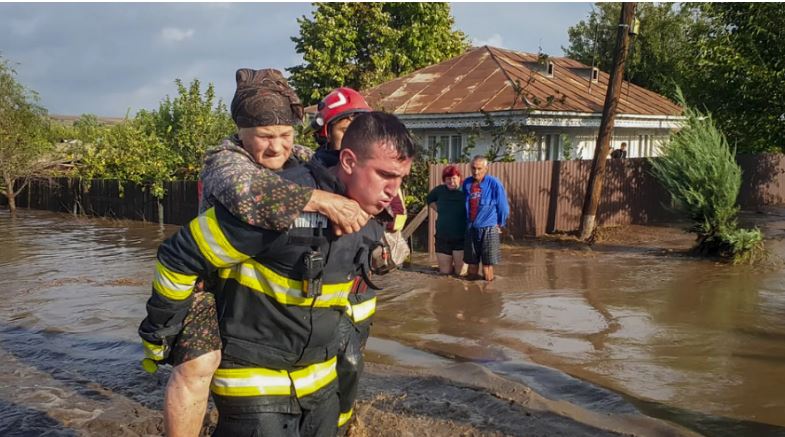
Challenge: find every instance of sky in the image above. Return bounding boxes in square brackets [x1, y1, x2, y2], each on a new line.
[0, 2, 593, 117]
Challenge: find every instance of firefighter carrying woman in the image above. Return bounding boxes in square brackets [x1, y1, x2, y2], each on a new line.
[138, 68, 416, 436]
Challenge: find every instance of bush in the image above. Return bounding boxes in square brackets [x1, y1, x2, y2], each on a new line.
[650, 89, 764, 263]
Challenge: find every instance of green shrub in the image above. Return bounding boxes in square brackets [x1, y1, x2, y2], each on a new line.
[650, 89, 764, 263]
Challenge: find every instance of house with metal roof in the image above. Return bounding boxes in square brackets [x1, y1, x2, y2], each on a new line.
[360, 45, 683, 162]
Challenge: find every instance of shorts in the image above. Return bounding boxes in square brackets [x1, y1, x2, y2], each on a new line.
[463, 226, 501, 266]
[168, 291, 222, 366]
[435, 235, 464, 255]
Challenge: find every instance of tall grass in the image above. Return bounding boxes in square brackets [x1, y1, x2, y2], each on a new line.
[650, 90, 763, 263]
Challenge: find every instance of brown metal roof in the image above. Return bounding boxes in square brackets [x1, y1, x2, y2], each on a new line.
[361, 46, 682, 116]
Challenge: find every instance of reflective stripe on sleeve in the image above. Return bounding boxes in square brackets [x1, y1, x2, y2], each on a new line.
[189, 207, 249, 268]
[218, 260, 353, 308]
[210, 356, 338, 398]
[349, 297, 376, 323]
[152, 261, 196, 301]
[338, 408, 353, 427]
[142, 339, 166, 361]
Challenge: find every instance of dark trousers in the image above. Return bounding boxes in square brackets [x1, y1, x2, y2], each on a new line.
[212, 392, 340, 437]
[337, 319, 370, 416]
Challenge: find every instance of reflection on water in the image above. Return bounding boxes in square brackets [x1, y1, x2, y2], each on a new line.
[2, 209, 785, 436]
[377, 240, 785, 435]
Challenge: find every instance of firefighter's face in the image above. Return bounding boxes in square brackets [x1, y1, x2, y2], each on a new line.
[238, 125, 294, 170]
[340, 142, 412, 215]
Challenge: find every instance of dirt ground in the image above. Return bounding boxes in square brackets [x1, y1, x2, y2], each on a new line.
[346, 362, 698, 437]
[194, 361, 695, 437]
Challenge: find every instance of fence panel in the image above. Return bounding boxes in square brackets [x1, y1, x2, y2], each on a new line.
[427, 154, 785, 258]
[6, 154, 785, 244]
[11, 178, 199, 226]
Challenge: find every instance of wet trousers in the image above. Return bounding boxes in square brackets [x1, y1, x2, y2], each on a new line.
[336, 317, 371, 431]
[212, 392, 340, 437]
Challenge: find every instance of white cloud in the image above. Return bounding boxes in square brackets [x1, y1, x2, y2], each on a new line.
[472, 33, 504, 49]
[160, 27, 195, 43]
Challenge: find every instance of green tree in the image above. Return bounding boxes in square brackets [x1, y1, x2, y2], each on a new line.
[686, 3, 785, 153]
[289, 2, 468, 105]
[565, 3, 785, 153]
[650, 90, 763, 263]
[136, 78, 234, 178]
[0, 57, 55, 214]
[564, 3, 700, 99]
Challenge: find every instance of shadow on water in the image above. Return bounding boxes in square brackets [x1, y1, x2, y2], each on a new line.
[0, 324, 167, 406]
[0, 398, 78, 437]
[466, 353, 785, 437]
[630, 397, 785, 437]
[486, 360, 639, 415]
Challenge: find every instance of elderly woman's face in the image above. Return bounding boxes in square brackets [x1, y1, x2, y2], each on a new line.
[238, 125, 294, 170]
[444, 175, 461, 190]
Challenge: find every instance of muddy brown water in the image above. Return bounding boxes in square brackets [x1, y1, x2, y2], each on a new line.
[1, 209, 784, 436]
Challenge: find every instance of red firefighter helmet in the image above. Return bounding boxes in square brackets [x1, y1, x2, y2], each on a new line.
[311, 87, 371, 145]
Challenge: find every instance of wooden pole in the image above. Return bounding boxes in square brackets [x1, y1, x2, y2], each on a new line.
[401, 206, 428, 240]
[578, 2, 637, 240]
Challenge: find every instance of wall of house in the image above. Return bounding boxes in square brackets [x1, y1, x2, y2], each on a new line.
[411, 127, 672, 162]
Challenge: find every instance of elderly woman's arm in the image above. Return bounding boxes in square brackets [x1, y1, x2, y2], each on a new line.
[200, 141, 369, 234]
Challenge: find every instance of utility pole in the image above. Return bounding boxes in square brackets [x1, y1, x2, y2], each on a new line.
[578, 2, 637, 240]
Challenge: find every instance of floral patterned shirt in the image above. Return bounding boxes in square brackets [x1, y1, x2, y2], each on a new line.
[199, 135, 315, 231]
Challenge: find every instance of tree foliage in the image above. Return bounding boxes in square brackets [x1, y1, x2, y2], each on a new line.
[564, 3, 700, 100]
[650, 90, 763, 263]
[564, 3, 785, 153]
[68, 116, 177, 198]
[136, 79, 234, 178]
[0, 57, 55, 213]
[65, 79, 234, 198]
[686, 3, 785, 153]
[288, 2, 469, 105]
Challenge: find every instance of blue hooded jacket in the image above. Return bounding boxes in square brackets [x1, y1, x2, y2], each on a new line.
[462, 175, 509, 229]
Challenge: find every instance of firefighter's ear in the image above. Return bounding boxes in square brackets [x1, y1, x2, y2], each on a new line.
[339, 148, 358, 174]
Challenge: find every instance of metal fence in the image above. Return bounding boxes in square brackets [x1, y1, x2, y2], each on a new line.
[7, 154, 785, 246]
[10, 178, 199, 226]
[428, 154, 785, 254]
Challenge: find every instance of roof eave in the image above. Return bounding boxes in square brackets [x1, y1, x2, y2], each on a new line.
[395, 110, 685, 130]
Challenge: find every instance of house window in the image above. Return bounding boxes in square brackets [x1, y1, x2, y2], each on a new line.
[540, 134, 561, 161]
[428, 134, 463, 162]
[638, 134, 652, 157]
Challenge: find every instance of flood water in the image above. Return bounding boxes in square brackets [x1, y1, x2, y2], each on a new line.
[1, 209, 784, 436]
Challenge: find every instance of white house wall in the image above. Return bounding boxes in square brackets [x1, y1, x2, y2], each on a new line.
[411, 126, 672, 162]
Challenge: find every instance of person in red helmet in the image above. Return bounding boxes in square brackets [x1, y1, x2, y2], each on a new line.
[312, 87, 372, 152]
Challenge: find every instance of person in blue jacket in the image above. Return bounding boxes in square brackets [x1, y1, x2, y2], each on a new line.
[462, 155, 509, 281]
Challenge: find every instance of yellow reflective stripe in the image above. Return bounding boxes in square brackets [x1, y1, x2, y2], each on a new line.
[338, 408, 353, 427]
[211, 367, 292, 397]
[291, 356, 338, 397]
[152, 261, 196, 301]
[210, 357, 338, 398]
[189, 208, 249, 268]
[142, 339, 165, 360]
[218, 260, 353, 308]
[350, 297, 376, 323]
[392, 214, 407, 231]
